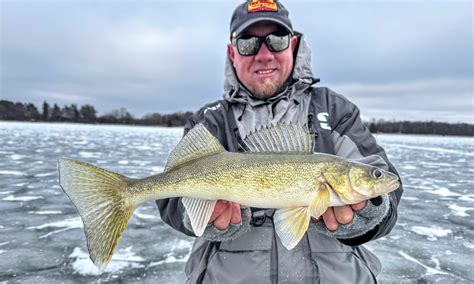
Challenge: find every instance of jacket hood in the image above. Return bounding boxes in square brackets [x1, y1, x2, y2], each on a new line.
[223, 33, 318, 106]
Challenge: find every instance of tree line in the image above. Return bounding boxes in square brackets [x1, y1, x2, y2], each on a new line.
[0, 100, 193, 127]
[1, 100, 473, 136]
[366, 119, 473, 136]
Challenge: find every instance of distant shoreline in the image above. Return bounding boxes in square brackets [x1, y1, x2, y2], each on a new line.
[0, 120, 184, 129]
[1, 99, 473, 136]
[2, 120, 473, 137]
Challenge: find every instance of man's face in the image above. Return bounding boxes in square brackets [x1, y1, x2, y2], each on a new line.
[228, 22, 298, 99]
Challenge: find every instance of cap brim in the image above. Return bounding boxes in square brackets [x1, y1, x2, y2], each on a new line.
[233, 17, 293, 39]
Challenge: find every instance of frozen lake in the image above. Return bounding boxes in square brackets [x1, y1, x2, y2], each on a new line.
[0, 121, 473, 283]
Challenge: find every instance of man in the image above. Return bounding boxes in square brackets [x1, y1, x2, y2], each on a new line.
[157, 1, 403, 283]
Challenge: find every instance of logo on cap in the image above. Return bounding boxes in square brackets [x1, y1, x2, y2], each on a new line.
[247, 0, 278, 13]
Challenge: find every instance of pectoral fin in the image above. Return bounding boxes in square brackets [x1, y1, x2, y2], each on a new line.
[274, 207, 311, 250]
[182, 198, 217, 236]
[309, 184, 330, 219]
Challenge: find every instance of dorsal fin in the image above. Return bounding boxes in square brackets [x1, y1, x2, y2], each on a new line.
[164, 124, 225, 172]
[240, 124, 314, 153]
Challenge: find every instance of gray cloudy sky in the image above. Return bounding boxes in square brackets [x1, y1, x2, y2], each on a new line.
[1, 0, 472, 123]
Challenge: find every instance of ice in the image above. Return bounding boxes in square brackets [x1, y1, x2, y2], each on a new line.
[463, 242, 474, 250]
[136, 145, 153, 150]
[426, 187, 461, 197]
[402, 196, 419, 201]
[1, 122, 472, 282]
[27, 217, 83, 238]
[401, 165, 417, 170]
[149, 252, 189, 267]
[173, 240, 193, 251]
[0, 171, 26, 176]
[69, 247, 145, 275]
[27, 210, 63, 215]
[448, 204, 474, 217]
[134, 209, 157, 220]
[78, 151, 101, 158]
[460, 194, 474, 202]
[151, 166, 164, 173]
[10, 154, 26, 160]
[388, 143, 473, 156]
[398, 251, 448, 275]
[149, 240, 192, 267]
[34, 172, 56, 177]
[2, 195, 43, 201]
[410, 226, 452, 241]
[28, 218, 83, 230]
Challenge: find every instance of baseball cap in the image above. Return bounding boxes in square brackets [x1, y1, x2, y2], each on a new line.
[230, 0, 294, 40]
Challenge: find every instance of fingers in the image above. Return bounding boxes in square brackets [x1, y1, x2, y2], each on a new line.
[209, 200, 229, 223]
[213, 203, 232, 230]
[322, 205, 355, 231]
[334, 205, 354, 225]
[322, 207, 338, 231]
[209, 201, 241, 231]
[351, 200, 367, 211]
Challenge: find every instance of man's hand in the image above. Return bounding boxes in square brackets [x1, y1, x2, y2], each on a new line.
[321, 200, 367, 231]
[209, 200, 242, 230]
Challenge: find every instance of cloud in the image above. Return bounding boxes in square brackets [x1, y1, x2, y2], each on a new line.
[332, 78, 472, 98]
[296, 1, 473, 82]
[329, 78, 473, 123]
[0, 0, 472, 122]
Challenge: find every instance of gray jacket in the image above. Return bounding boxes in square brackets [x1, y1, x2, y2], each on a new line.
[157, 34, 403, 283]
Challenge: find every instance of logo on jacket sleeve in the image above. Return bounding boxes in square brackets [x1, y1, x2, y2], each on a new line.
[247, 0, 278, 13]
[203, 103, 221, 115]
[317, 112, 331, 130]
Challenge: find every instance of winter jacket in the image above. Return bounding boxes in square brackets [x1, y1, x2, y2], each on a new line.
[157, 34, 403, 283]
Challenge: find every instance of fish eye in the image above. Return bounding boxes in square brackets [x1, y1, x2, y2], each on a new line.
[370, 168, 384, 179]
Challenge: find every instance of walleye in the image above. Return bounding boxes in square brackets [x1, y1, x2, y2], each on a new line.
[58, 124, 399, 270]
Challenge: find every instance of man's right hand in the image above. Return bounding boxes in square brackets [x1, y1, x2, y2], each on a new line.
[209, 200, 241, 230]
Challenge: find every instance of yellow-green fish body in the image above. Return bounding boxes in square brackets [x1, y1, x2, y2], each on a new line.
[129, 152, 386, 208]
[58, 124, 399, 270]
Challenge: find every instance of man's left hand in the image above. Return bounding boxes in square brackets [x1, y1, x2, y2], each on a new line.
[321, 201, 367, 231]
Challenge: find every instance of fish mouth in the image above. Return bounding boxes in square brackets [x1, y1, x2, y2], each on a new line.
[388, 179, 400, 191]
[384, 172, 400, 191]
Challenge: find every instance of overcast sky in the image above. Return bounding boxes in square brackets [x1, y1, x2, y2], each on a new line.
[1, 0, 472, 123]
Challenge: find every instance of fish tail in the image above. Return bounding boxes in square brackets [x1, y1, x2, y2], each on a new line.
[58, 158, 135, 271]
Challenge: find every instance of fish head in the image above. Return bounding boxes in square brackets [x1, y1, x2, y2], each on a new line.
[320, 163, 353, 197]
[348, 164, 400, 199]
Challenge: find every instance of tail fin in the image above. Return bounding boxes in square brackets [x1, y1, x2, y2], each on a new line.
[58, 158, 135, 271]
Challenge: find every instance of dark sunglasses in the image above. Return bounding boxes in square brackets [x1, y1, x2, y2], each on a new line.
[232, 32, 292, 56]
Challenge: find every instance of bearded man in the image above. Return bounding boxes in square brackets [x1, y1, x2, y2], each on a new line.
[157, 1, 403, 283]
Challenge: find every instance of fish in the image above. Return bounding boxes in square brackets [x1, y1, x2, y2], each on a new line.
[58, 123, 399, 270]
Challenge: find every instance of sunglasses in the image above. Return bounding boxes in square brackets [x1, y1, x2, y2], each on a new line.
[232, 32, 292, 56]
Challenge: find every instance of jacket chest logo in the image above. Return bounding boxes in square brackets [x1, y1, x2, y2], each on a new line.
[317, 112, 331, 130]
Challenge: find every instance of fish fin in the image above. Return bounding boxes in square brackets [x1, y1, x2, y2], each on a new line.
[274, 207, 311, 250]
[58, 158, 135, 271]
[241, 124, 314, 153]
[309, 183, 330, 219]
[182, 198, 217, 236]
[165, 124, 225, 172]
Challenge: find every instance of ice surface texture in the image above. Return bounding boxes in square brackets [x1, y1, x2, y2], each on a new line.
[0, 122, 473, 282]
